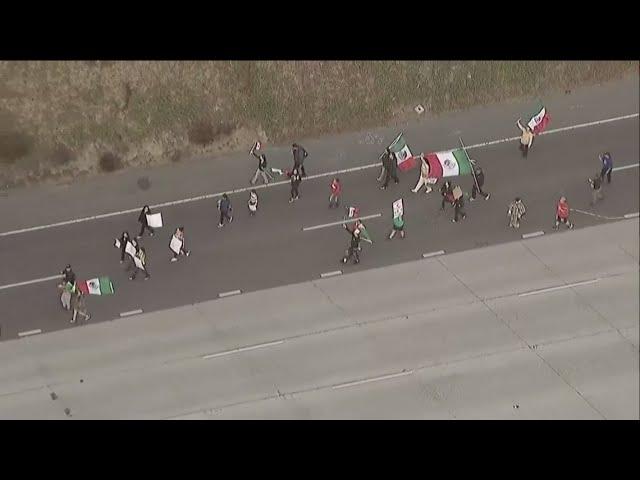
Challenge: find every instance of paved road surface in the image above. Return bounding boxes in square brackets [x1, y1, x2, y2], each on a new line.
[0, 219, 636, 419]
[0, 110, 637, 340]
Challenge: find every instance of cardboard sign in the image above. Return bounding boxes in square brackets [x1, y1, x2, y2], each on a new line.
[169, 235, 183, 255]
[146, 212, 163, 228]
[114, 238, 121, 249]
[453, 186, 463, 200]
[133, 255, 145, 270]
[125, 241, 137, 258]
[393, 198, 404, 219]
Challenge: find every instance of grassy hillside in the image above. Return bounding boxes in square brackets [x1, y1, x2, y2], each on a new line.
[0, 61, 635, 187]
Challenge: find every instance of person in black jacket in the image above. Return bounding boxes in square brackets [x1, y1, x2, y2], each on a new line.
[440, 181, 454, 210]
[470, 165, 490, 201]
[218, 194, 233, 227]
[380, 148, 399, 190]
[452, 195, 466, 223]
[292, 143, 308, 177]
[62, 264, 76, 286]
[341, 224, 361, 264]
[118, 231, 131, 263]
[289, 168, 302, 203]
[137, 205, 155, 239]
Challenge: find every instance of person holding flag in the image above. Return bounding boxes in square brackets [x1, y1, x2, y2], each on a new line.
[342, 224, 362, 265]
[250, 142, 273, 185]
[381, 148, 399, 190]
[516, 119, 534, 158]
[470, 163, 490, 201]
[411, 154, 433, 194]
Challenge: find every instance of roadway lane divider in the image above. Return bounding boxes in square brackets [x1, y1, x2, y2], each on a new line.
[120, 309, 144, 317]
[522, 231, 545, 239]
[2, 113, 637, 239]
[303, 213, 383, 232]
[202, 340, 284, 360]
[422, 250, 445, 259]
[624, 212, 639, 218]
[18, 329, 43, 338]
[612, 163, 639, 172]
[518, 278, 600, 298]
[332, 369, 414, 390]
[218, 289, 242, 298]
[0, 274, 62, 292]
[320, 270, 343, 278]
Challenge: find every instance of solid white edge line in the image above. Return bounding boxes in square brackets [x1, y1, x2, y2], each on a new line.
[18, 329, 42, 337]
[303, 213, 383, 232]
[2, 113, 636, 238]
[422, 250, 445, 259]
[119, 309, 143, 317]
[624, 212, 639, 218]
[0, 274, 62, 291]
[320, 270, 343, 278]
[202, 340, 284, 360]
[218, 289, 242, 298]
[518, 279, 600, 297]
[332, 370, 414, 390]
[612, 163, 639, 172]
[522, 231, 545, 239]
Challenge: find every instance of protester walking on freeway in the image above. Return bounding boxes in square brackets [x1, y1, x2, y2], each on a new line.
[507, 197, 527, 229]
[599, 152, 613, 184]
[381, 148, 399, 190]
[341, 224, 362, 265]
[137, 205, 155, 239]
[329, 177, 342, 208]
[588, 171, 604, 205]
[411, 154, 433, 194]
[516, 119, 534, 158]
[130, 246, 151, 280]
[70, 289, 91, 324]
[289, 167, 302, 203]
[440, 180, 454, 210]
[451, 187, 466, 223]
[470, 164, 490, 201]
[553, 196, 574, 230]
[117, 231, 131, 264]
[218, 194, 233, 227]
[250, 145, 273, 185]
[388, 214, 406, 239]
[248, 189, 259, 216]
[292, 143, 308, 177]
[170, 227, 190, 262]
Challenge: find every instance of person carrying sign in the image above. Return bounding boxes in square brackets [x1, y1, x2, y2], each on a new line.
[129, 246, 150, 280]
[170, 227, 190, 262]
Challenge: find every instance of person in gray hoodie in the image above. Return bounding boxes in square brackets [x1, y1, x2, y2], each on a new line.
[218, 194, 233, 227]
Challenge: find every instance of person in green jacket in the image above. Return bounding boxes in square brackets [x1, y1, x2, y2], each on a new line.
[389, 214, 405, 239]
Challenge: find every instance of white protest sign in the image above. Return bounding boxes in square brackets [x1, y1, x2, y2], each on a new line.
[114, 238, 121, 249]
[146, 212, 163, 228]
[169, 235, 183, 255]
[393, 198, 404, 219]
[133, 255, 145, 270]
[125, 241, 137, 258]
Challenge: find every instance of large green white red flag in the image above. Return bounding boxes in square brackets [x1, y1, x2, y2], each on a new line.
[425, 148, 473, 178]
[525, 101, 550, 134]
[388, 133, 417, 171]
[78, 277, 114, 295]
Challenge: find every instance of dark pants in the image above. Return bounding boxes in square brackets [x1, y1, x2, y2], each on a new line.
[520, 143, 529, 158]
[554, 216, 574, 229]
[172, 246, 189, 259]
[291, 184, 300, 200]
[600, 165, 612, 183]
[471, 182, 489, 199]
[441, 195, 453, 210]
[295, 162, 307, 177]
[219, 210, 232, 225]
[344, 246, 360, 264]
[329, 194, 340, 208]
[454, 204, 466, 221]
[383, 169, 399, 188]
[138, 223, 154, 237]
[120, 247, 126, 262]
[130, 266, 150, 280]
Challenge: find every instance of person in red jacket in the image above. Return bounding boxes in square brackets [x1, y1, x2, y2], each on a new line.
[329, 177, 342, 208]
[553, 196, 574, 230]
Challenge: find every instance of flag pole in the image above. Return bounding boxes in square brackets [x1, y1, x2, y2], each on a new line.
[459, 137, 480, 193]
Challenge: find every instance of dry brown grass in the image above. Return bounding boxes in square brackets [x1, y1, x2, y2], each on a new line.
[0, 61, 636, 186]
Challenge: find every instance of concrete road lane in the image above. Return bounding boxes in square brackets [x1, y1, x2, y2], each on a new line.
[0, 219, 636, 419]
[0, 115, 638, 340]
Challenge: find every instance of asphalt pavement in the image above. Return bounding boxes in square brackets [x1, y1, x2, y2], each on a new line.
[0, 218, 636, 419]
[0, 75, 638, 342]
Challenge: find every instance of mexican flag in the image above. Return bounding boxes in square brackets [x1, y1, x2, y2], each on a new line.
[425, 148, 473, 178]
[388, 133, 417, 172]
[355, 222, 372, 244]
[78, 277, 114, 296]
[526, 101, 550, 134]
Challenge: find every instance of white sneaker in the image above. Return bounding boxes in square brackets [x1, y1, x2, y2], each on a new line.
[171, 257, 178, 262]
